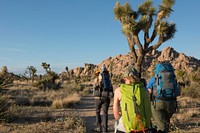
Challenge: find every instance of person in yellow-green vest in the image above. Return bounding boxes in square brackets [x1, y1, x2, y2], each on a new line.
[113, 66, 152, 133]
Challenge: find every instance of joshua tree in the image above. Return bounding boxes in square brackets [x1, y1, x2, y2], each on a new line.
[65, 66, 69, 72]
[0, 66, 8, 76]
[114, 0, 176, 77]
[41, 62, 51, 73]
[0, 66, 13, 88]
[65, 66, 70, 79]
[26, 66, 37, 83]
[37, 62, 60, 90]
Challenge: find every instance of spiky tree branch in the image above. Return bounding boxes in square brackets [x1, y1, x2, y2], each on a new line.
[114, 0, 176, 77]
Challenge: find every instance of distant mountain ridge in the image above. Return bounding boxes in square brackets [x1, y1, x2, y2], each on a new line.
[62, 47, 200, 79]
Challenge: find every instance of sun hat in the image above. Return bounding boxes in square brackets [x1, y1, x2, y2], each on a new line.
[124, 66, 139, 79]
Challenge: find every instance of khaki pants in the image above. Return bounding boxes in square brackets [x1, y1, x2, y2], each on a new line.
[151, 100, 176, 133]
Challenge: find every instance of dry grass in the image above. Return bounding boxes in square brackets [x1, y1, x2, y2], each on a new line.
[170, 96, 200, 132]
[181, 82, 200, 98]
[0, 95, 13, 121]
[0, 116, 86, 133]
[2, 80, 200, 133]
[62, 93, 81, 107]
[4, 81, 82, 107]
[8, 105, 53, 122]
[174, 108, 199, 122]
[52, 93, 81, 109]
[0, 79, 92, 132]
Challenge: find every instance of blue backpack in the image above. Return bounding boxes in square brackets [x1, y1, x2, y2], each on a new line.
[100, 72, 114, 98]
[101, 72, 111, 91]
[153, 62, 180, 100]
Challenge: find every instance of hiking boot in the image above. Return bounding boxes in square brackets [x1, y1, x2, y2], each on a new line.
[92, 126, 102, 132]
[102, 129, 108, 133]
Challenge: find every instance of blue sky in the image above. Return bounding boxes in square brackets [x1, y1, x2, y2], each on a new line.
[0, 0, 199, 74]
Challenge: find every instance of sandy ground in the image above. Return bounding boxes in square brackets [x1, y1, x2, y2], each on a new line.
[0, 85, 199, 133]
[78, 94, 200, 133]
[76, 95, 115, 133]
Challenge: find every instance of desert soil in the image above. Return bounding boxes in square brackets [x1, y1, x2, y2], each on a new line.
[0, 93, 115, 133]
[65, 94, 200, 133]
[0, 87, 200, 133]
[78, 94, 200, 133]
[75, 95, 115, 133]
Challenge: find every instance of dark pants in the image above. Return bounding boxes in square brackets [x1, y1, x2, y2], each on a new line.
[95, 98, 110, 132]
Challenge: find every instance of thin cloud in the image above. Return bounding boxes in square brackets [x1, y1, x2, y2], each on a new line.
[0, 48, 26, 53]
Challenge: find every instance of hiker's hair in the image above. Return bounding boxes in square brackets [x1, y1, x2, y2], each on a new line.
[125, 75, 140, 83]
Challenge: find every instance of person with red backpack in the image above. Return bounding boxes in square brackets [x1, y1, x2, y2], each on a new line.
[93, 64, 113, 133]
[147, 61, 180, 133]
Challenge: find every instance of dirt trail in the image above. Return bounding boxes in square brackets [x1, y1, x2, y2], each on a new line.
[76, 94, 115, 133]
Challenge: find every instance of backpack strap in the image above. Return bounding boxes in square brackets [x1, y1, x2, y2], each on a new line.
[131, 83, 146, 133]
[132, 84, 139, 114]
[132, 95, 139, 114]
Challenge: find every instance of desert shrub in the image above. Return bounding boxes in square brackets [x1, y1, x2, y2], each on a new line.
[11, 115, 86, 133]
[49, 82, 82, 109]
[9, 105, 53, 123]
[52, 93, 81, 109]
[34, 71, 61, 91]
[62, 93, 81, 108]
[63, 116, 86, 132]
[62, 83, 82, 96]
[14, 83, 82, 108]
[189, 69, 200, 83]
[181, 82, 200, 98]
[30, 98, 52, 106]
[14, 96, 30, 106]
[62, 80, 91, 95]
[0, 74, 13, 89]
[79, 76, 91, 83]
[175, 69, 189, 85]
[0, 95, 12, 121]
[12, 116, 85, 133]
[171, 96, 200, 132]
[6, 88, 53, 107]
[51, 99, 63, 109]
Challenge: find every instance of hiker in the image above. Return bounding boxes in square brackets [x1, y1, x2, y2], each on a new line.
[113, 66, 152, 133]
[93, 64, 113, 133]
[147, 61, 180, 133]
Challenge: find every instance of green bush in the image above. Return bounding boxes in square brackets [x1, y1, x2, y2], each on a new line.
[34, 71, 61, 91]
